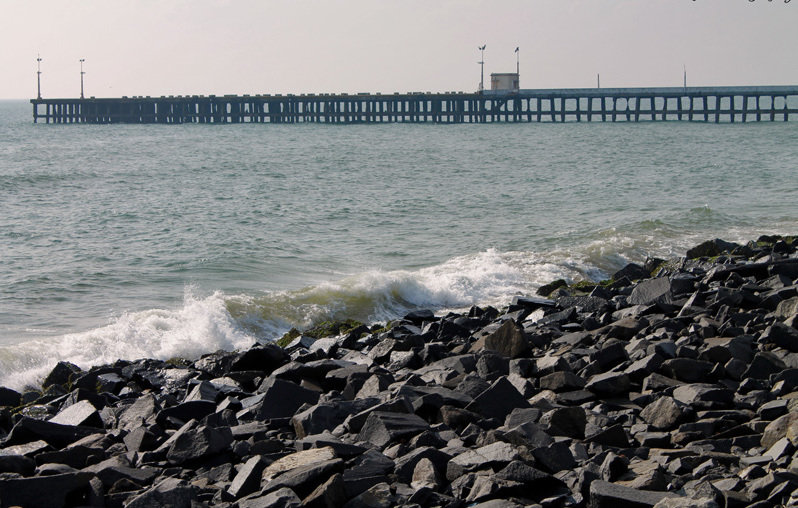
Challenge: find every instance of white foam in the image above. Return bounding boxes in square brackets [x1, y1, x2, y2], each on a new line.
[0, 289, 255, 391]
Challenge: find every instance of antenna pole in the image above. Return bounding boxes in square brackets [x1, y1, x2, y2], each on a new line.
[478, 45, 486, 92]
[80, 59, 86, 99]
[36, 54, 42, 99]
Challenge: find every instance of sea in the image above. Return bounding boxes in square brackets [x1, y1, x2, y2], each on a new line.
[1, 99, 797, 390]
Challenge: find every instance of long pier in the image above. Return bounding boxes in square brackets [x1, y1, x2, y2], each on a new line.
[31, 86, 798, 124]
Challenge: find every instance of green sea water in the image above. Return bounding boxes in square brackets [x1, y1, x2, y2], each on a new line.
[1, 99, 796, 388]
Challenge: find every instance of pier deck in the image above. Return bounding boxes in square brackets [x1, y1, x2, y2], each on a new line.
[31, 86, 798, 124]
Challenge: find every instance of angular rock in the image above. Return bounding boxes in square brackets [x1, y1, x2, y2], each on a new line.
[255, 376, 320, 420]
[42, 361, 82, 389]
[539, 371, 586, 392]
[49, 399, 103, 428]
[166, 424, 233, 464]
[531, 440, 576, 473]
[394, 446, 452, 483]
[0, 472, 94, 507]
[262, 458, 345, 499]
[356, 411, 429, 448]
[628, 277, 674, 306]
[4, 416, 99, 448]
[116, 393, 161, 431]
[340, 449, 394, 498]
[590, 480, 679, 508]
[672, 384, 734, 410]
[263, 447, 337, 482]
[640, 396, 689, 430]
[124, 477, 198, 508]
[0, 387, 21, 407]
[446, 441, 520, 480]
[659, 358, 714, 383]
[303, 472, 347, 508]
[540, 406, 586, 439]
[585, 371, 631, 396]
[228, 455, 267, 498]
[483, 319, 530, 359]
[466, 376, 530, 420]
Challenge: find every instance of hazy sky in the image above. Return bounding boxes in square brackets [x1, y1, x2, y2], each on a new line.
[2, 0, 796, 99]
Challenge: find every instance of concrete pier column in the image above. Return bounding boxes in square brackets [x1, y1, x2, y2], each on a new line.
[770, 95, 777, 121]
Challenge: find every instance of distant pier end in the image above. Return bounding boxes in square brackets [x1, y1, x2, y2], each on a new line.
[30, 86, 798, 124]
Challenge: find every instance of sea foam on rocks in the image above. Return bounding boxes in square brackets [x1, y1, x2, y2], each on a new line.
[0, 235, 797, 507]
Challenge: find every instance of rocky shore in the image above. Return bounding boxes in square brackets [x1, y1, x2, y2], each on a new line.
[1, 236, 798, 508]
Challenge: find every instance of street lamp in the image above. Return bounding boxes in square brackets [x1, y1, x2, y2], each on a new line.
[36, 54, 42, 99]
[80, 59, 86, 99]
[478, 45, 486, 92]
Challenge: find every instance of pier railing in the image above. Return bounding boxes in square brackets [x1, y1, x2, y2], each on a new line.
[31, 86, 798, 124]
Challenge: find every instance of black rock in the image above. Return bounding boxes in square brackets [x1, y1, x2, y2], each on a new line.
[0, 454, 36, 475]
[539, 371, 586, 392]
[356, 411, 430, 448]
[613, 263, 652, 282]
[586, 423, 630, 448]
[686, 239, 741, 259]
[394, 446, 452, 484]
[483, 319, 530, 359]
[254, 376, 320, 420]
[466, 376, 530, 420]
[659, 358, 714, 383]
[48, 399, 103, 428]
[0, 387, 21, 408]
[228, 455, 266, 498]
[531, 441, 576, 473]
[124, 477, 199, 508]
[165, 424, 233, 464]
[341, 449, 395, 498]
[230, 343, 289, 374]
[404, 309, 435, 325]
[42, 361, 82, 389]
[4, 416, 99, 448]
[628, 277, 674, 306]
[262, 458, 345, 499]
[589, 479, 678, 507]
[585, 372, 631, 396]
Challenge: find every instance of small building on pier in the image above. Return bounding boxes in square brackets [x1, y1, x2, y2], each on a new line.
[491, 73, 519, 91]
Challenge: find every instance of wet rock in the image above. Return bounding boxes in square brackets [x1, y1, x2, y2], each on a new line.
[42, 361, 82, 389]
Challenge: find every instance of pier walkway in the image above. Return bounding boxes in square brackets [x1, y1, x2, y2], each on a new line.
[31, 86, 798, 124]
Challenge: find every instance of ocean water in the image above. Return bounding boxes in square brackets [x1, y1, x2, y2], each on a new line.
[1, 99, 797, 390]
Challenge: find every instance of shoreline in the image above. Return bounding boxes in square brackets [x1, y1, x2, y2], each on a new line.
[0, 235, 797, 506]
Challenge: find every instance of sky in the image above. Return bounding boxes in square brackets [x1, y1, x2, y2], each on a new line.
[2, 0, 796, 99]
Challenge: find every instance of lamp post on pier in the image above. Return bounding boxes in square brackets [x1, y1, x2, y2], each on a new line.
[80, 59, 85, 99]
[478, 45, 486, 92]
[36, 54, 42, 99]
